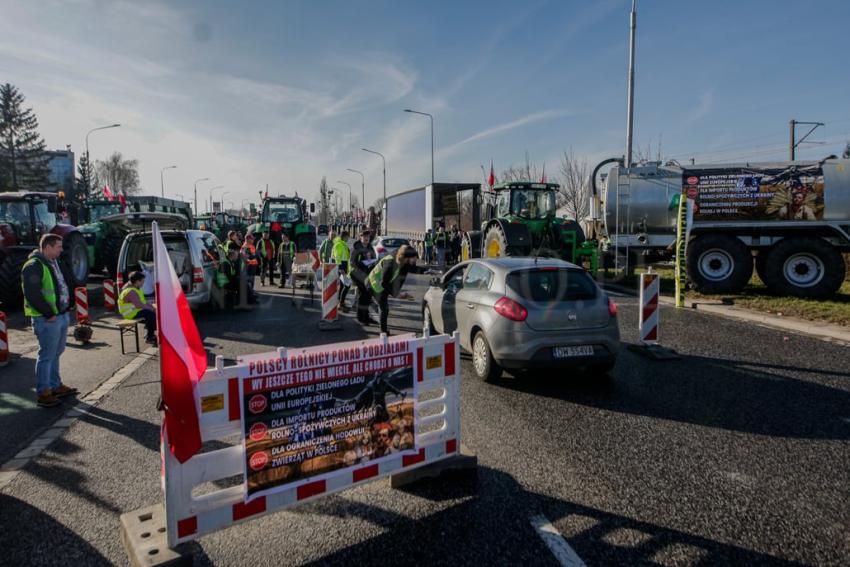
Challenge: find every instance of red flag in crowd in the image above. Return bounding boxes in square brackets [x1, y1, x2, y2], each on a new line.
[118, 193, 127, 211]
[153, 222, 207, 463]
[103, 184, 114, 200]
[488, 160, 495, 189]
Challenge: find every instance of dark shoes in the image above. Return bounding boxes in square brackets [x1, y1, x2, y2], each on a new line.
[145, 337, 158, 347]
[37, 384, 77, 408]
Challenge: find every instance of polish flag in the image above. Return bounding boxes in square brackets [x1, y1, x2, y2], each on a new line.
[118, 193, 127, 212]
[153, 222, 207, 463]
[103, 184, 114, 200]
[488, 160, 495, 189]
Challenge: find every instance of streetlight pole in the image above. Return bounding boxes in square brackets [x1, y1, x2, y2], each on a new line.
[346, 168, 365, 216]
[220, 191, 230, 212]
[625, 0, 637, 167]
[337, 180, 352, 213]
[362, 148, 386, 233]
[404, 109, 434, 185]
[160, 165, 177, 197]
[85, 123, 121, 195]
[193, 177, 210, 217]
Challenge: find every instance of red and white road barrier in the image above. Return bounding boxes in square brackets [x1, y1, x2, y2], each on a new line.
[638, 271, 659, 344]
[0, 312, 8, 367]
[75, 287, 89, 325]
[161, 332, 461, 548]
[321, 262, 339, 325]
[103, 279, 116, 311]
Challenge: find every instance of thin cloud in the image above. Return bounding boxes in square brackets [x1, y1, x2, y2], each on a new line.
[452, 109, 573, 147]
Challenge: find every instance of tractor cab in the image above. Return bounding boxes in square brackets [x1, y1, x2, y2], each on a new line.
[254, 196, 316, 251]
[87, 200, 124, 223]
[493, 182, 558, 221]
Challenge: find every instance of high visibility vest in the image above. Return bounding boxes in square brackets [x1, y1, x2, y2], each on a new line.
[216, 258, 234, 287]
[258, 239, 275, 259]
[118, 287, 147, 320]
[367, 256, 401, 295]
[22, 257, 58, 317]
[435, 230, 447, 246]
[279, 240, 295, 257]
[331, 237, 350, 264]
[242, 244, 258, 266]
[424, 235, 433, 248]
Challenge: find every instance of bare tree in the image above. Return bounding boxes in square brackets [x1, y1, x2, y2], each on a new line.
[318, 176, 330, 225]
[557, 148, 590, 220]
[94, 151, 140, 195]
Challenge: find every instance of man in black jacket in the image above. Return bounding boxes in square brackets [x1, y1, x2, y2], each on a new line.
[350, 230, 377, 324]
[21, 234, 78, 408]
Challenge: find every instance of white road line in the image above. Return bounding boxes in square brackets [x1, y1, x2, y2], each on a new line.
[530, 514, 587, 567]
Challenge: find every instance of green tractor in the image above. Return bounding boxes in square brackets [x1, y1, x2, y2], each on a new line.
[249, 195, 316, 250]
[462, 181, 596, 271]
[78, 196, 193, 277]
[195, 212, 247, 241]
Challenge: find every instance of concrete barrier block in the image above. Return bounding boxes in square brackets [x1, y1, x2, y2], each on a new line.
[120, 504, 190, 567]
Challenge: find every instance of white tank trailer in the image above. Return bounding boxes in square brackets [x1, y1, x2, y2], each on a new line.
[592, 156, 850, 298]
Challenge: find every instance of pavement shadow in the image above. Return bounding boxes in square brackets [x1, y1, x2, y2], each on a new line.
[490, 348, 850, 440]
[247, 466, 802, 566]
[0, 493, 113, 567]
[76, 404, 161, 453]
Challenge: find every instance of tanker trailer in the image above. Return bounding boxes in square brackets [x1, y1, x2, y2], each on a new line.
[592, 156, 850, 298]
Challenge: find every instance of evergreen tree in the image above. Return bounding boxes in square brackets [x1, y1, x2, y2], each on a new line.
[75, 152, 99, 203]
[0, 83, 51, 191]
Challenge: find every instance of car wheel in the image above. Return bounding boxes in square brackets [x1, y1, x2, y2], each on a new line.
[472, 331, 501, 382]
[423, 305, 437, 335]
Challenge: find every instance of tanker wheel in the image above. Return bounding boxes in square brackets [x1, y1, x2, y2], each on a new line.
[0, 251, 29, 310]
[484, 225, 509, 258]
[686, 234, 752, 294]
[760, 237, 845, 299]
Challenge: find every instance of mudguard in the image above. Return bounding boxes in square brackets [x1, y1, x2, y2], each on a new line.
[490, 219, 532, 253]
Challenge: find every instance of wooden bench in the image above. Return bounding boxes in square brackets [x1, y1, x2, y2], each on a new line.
[117, 319, 141, 354]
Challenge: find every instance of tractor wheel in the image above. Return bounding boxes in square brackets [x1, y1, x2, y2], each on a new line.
[484, 224, 526, 258]
[296, 233, 316, 252]
[102, 235, 123, 279]
[61, 232, 90, 288]
[0, 251, 29, 310]
[461, 231, 481, 261]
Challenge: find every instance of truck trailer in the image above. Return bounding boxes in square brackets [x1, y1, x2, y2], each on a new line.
[385, 183, 482, 242]
[593, 156, 850, 298]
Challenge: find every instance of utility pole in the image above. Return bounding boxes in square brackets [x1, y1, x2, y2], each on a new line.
[789, 119, 824, 161]
[625, 0, 637, 168]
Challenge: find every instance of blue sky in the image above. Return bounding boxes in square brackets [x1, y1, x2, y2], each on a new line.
[2, 0, 849, 209]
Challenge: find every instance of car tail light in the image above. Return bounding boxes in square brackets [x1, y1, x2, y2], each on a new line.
[271, 222, 281, 232]
[494, 297, 528, 322]
[608, 297, 618, 317]
[193, 267, 204, 284]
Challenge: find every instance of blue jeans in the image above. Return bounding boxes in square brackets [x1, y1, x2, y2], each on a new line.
[33, 312, 69, 395]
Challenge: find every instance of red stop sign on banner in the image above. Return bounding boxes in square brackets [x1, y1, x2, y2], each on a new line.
[686, 176, 699, 185]
[686, 187, 698, 199]
[249, 451, 269, 471]
[248, 394, 267, 414]
[249, 422, 268, 442]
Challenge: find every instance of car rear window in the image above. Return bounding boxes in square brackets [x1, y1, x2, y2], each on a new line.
[381, 238, 408, 247]
[506, 268, 597, 302]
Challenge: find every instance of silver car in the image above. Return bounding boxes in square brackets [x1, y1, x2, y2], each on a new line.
[422, 257, 620, 380]
[116, 213, 223, 310]
[374, 236, 410, 260]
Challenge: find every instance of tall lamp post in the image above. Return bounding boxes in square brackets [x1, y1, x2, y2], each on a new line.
[403, 109, 434, 185]
[193, 178, 209, 217]
[361, 148, 386, 232]
[337, 180, 352, 213]
[85, 123, 121, 195]
[160, 165, 177, 197]
[346, 168, 365, 216]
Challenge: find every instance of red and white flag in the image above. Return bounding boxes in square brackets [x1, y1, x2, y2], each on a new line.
[118, 193, 127, 211]
[153, 222, 207, 463]
[488, 160, 495, 189]
[103, 184, 114, 200]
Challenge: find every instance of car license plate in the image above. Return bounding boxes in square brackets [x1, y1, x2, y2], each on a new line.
[552, 345, 594, 358]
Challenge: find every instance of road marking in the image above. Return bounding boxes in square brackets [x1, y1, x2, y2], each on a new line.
[0, 346, 157, 493]
[530, 514, 587, 567]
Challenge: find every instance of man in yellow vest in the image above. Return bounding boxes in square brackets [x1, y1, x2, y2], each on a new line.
[277, 233, 296, 289]
[367, 245, 418, 335]
[331, 231, 351, 312]
[118, 271, 157, 346]
[21, 234, 78, 407]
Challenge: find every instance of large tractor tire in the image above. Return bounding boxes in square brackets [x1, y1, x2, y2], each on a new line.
[686, 234, 753, 294]
[760, 237, 845, 299]
[102, 235, 123, 279]
[461, 231, 482, 261]
[483, 223, 530, 258]
[61, 232, 90, 288]
[296, 232, 316, 252]
[0, 251, 29, 310]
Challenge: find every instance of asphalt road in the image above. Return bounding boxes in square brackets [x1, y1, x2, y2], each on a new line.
[0, 272, 848, 566]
